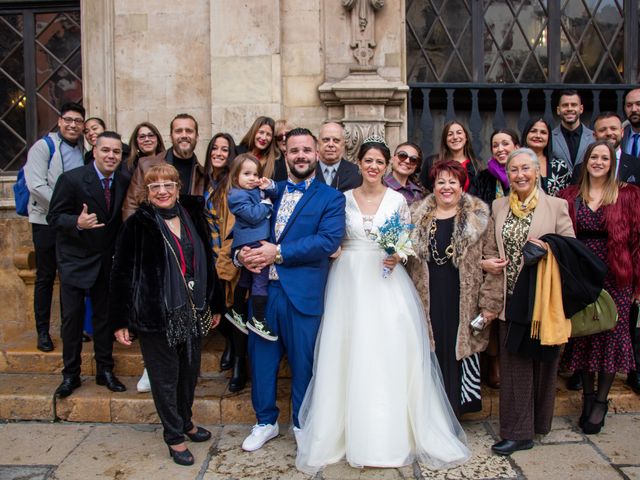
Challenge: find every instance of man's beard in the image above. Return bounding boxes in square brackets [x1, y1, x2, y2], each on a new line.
[289, 162, 316, 181]
[174, 143, 195, 159]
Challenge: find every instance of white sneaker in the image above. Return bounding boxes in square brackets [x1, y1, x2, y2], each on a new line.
[293, 426, 302, 447]
[136, 368, 151, 393]
[241, 423, 279, 452]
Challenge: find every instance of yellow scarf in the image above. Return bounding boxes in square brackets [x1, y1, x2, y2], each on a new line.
[531, 249, 572, 345]
[508, 187, 539, 219]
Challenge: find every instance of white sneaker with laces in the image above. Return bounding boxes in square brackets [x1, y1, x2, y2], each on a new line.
[136, 368, 151, 393]
[242, 423, 279, 451]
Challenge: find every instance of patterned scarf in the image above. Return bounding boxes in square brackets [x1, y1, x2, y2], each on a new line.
[508, 187, 539, 219]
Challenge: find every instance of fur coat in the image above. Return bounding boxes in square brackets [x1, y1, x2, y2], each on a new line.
[407, 193, 504, 360]
[557, 183, 640, 296]
[109, 196, 224, 333]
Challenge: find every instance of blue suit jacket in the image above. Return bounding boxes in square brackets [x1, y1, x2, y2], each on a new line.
[272, 179, 346, 316]
[228, 186, 277, 248]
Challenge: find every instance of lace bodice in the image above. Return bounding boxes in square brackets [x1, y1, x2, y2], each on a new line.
[344, 189, 411, 243]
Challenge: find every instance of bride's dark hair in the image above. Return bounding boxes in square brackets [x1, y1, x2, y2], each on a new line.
[358, 139, 391, 164]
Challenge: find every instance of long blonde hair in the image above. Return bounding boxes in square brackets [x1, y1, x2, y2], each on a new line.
[577, 140, 619, 206]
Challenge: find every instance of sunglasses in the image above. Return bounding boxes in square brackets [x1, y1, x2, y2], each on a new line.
[276, 132, 289, 142]
[396, 151, 420, 165]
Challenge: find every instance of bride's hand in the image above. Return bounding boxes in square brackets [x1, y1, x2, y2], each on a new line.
[330, 246, 342, 259]
[383, 253, 400, 270]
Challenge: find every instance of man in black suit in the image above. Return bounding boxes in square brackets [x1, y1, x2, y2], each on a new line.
[315, 122, 361, 192]
[47, 131, 130, 398]
[622, 88, 640, 159]
[572, 113, 640, 186]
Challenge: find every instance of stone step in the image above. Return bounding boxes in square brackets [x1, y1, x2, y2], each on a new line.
[1, 371, 638, 425]
[0, 373, 291, 424]
[0, 331, 291, 378]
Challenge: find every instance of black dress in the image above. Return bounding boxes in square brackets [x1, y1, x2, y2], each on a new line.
[428, 216, 481, 415]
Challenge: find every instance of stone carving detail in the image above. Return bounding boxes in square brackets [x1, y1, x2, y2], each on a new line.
[342, 0, 384, 67]
[343, 122, 386, 161]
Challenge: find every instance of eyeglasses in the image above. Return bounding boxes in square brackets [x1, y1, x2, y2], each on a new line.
[137, 133, 157, 141]
[396, 151, 420, 165]
[61, 116, 84, 125]
[277, 132, 289, 142]
[147, 182, 178, 193]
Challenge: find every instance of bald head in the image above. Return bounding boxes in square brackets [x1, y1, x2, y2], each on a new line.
[318, 122, 345, 165]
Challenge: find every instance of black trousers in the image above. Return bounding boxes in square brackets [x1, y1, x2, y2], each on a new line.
[139, 332, 201, 446]
[59, 262, 114, 377]
[32, 223, 58, 334]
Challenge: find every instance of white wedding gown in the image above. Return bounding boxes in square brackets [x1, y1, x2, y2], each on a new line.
[296, 189, 470, 474]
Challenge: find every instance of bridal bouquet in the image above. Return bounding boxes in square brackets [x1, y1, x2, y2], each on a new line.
[369, 210, 416, 278]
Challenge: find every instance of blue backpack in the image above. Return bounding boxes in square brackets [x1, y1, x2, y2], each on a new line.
[14, 135, 55, 216]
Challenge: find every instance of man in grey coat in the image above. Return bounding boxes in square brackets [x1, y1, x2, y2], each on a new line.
[23, 102, 86, 352]
[551, 90, 593, 170]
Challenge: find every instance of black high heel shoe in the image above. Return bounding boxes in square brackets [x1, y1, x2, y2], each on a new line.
[582, 399, 608, 435]
[185, 426, 211, 442]
[579, 392, 595, 429]
[168, 445, 194, 466]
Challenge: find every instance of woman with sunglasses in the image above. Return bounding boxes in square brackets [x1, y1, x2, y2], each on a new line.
[272, 119, 293, 181]
[384, 142, 427, 205]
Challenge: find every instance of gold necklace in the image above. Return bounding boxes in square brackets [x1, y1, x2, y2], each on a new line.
[428, 218, 455, 266]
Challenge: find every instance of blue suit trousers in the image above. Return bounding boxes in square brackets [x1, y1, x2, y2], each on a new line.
[248, 281, 321, 427]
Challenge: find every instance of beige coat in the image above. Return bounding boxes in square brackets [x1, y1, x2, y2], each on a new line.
[491, 189, 575, 320]
[408, 194, 504, 360]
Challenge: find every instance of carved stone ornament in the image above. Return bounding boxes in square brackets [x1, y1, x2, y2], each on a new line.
[344, 122, 386, 161]
[342, 0, 385, 67]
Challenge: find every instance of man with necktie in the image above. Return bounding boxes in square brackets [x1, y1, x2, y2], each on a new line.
[315, 122, 362, 192]
[47, 131, 130, 398]
[237, 128, 346, 452]
[622, 89, 640, 160]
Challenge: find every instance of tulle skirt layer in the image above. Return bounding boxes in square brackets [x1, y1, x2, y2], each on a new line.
[296, 243, 470, 474]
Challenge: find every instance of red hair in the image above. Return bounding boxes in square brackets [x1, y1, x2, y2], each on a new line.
[428, 160, 467, 187]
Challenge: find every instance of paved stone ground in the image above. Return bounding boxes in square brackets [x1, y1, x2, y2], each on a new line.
[0, 414, 638, 480]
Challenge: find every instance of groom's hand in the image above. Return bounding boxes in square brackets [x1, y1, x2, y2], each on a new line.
[240, 242, 277, 272]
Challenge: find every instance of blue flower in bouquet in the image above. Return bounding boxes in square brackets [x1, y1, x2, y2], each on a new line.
[369, 210, 416, 277]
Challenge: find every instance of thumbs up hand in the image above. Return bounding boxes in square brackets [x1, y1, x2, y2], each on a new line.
[77, 203, 105, 230]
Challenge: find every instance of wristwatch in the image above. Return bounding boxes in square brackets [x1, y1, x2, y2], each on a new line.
[274, 244, 283, 265]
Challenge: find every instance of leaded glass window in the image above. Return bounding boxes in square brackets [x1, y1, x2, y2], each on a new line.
[0, 4, 81, 174]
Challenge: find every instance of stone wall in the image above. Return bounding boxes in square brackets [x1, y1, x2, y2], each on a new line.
[81, 0, 407, 152]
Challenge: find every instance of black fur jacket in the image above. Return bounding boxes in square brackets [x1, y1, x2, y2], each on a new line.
[109, 195, 224, 333]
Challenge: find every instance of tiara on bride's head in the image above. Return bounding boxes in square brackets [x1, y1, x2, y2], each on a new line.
[362, 134, 388, 148]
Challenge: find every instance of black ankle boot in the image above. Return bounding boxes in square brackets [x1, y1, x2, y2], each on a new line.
[220, 337, 233, 371]
[229, 356, 247, 393]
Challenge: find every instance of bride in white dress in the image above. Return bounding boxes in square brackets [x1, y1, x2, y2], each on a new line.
[296, 138, 470, 475]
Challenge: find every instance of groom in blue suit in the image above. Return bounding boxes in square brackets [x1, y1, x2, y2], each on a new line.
[238, 128, 346, 452]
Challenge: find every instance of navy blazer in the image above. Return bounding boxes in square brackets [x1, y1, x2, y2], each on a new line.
[315, 159, 362, 192]
[552, 124, 594, 169]
[622, 124, 640, 158]
[272, 179, 346, 316]
[228, 186, 277, 248]
[47, 162, 130, 289]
